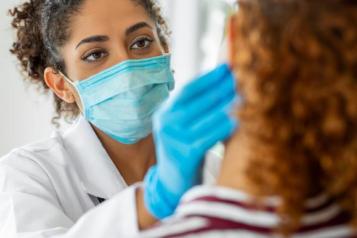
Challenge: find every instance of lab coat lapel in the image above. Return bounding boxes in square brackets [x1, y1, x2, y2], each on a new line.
[62, 117, 127, 200]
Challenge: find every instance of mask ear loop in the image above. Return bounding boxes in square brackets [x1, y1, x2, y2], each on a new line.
[157, 53, 175, 90]
[58, 71, 85, 114]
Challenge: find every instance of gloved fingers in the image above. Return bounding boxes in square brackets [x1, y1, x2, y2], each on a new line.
[155, 130, 191, 159]
[172, 72, 236, 125]
[189, 104, 237, 139]
[171, 63, 233, 108]
[153, 63, 235, 126]
[161, 94, 237, 142]
[186, 90, 238, 130]
[192, 114, 237, 155]
[166, 90, 236, 128]
[188, 101, 237, 140]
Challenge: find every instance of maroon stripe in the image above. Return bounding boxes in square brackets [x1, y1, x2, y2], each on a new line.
[183, 195, 335, 213]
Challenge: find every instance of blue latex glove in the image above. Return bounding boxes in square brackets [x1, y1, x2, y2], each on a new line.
[144, 63, 238, 219]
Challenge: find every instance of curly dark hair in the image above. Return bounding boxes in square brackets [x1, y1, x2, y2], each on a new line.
[9, 0, 170, 126]
[232, 0, 357, 234]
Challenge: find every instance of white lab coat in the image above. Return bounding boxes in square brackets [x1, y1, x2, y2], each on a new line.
[0, 117, 223, 238]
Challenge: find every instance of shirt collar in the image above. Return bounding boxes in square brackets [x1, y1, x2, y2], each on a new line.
[181, 186, 329, 211]
[181, 185, 281, 207]
[62, 116, 127, 199]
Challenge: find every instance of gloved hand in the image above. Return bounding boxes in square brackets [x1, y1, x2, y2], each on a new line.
[144, 63, 238, 219]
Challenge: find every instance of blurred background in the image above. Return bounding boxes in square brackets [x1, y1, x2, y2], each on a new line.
[0, 0, 235, 156]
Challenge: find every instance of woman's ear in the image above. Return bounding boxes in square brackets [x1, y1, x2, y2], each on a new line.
[163, 42, 170, 54]
[227, 15, 237, 68]
[43, 67, 76, 104]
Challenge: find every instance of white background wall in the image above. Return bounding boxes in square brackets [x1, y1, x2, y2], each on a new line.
[0, 0, 54, 157]
[0, 0, 232, 157]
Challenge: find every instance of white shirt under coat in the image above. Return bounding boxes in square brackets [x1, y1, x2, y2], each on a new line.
[0, 117, 222, 238]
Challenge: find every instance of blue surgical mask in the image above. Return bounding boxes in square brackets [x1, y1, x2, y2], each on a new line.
[62, 54, 175, 144]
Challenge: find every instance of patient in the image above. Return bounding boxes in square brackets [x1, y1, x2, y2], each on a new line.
[140, 0, 357, 237]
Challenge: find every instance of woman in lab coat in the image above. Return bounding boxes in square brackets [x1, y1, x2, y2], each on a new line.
[0, 0, 237, 237]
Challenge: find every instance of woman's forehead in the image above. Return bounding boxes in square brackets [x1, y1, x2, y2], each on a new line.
[68, 0, 155, 40]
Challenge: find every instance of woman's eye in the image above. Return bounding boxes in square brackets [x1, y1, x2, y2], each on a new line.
[130, 37, 154, 50]
[82, 50, 108, 63]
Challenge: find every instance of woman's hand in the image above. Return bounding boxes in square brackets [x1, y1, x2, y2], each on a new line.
[141, 63, 238, 222]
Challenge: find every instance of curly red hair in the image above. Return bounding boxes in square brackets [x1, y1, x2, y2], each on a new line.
[232, 0, 357, 234]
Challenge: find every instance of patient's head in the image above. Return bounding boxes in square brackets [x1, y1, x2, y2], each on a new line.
[223, 0, 357, 232]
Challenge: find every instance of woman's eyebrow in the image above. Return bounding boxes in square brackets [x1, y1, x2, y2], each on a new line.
[75, 22, 152, 49]
[75, 35, 109, 49]
[125, 22, 153, 36]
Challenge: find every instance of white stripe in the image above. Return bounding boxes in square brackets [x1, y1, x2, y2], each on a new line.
[176, 201, 280, 227]
[140, 223, 353, 238]
[177, 201, 342, 227]
[138, 217, 208, 238]
[301, 204, 341, 225]
[181, 186, 280, 207]
[292, 225, 353, 238]
[182, 186, 330, 210]
[305, 194, 329, 209]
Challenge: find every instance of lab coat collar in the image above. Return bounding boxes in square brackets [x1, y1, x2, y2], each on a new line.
[62, 117, 127, 200]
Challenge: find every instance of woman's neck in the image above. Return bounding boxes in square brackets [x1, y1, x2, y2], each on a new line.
[217, 132, 322, 198]
[217, 132, 255, 194]
[93, 126, 156, 186]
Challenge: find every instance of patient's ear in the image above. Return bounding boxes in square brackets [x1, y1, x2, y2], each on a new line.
[227, 15, 237, 68]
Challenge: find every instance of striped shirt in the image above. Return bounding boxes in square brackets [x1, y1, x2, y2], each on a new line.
[139, 186, 356, 238]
